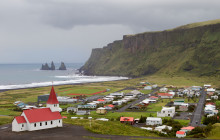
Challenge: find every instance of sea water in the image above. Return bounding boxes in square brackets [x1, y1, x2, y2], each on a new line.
[0, 63, 128, 90]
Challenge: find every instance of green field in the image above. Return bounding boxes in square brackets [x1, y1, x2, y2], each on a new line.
[207, 123, 220, 139]
[64, 119, 159, 137]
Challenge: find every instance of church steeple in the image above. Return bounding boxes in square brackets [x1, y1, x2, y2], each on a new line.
[46, 86, 59, 112]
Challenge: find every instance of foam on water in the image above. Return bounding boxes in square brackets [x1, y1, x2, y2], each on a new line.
[0, 75, 128, 90]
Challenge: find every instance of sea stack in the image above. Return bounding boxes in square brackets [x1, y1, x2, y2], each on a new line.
[50, 61, 55, 70]
[59, 62, 67, 70]
[41, 63, 50, 70]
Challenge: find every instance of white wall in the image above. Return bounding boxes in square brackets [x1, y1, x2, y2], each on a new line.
[146, 120, 162, 125]
[12, 119, 27, 132]
[28, 119, 62, 131]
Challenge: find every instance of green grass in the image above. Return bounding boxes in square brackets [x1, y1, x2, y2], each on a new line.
[64, 119, 159, 137]
[174, 119, 190, 126]
[207, 123, 220, 139]
[0, 116, 13, 125]
[140, 90, 152, 94]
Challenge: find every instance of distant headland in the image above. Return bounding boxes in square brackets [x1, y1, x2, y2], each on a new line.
[41, 61, 66, 70]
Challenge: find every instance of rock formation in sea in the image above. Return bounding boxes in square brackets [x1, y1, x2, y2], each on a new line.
[41, 63, 50, 70]
[59, 62, 67, 70]
[50, 61, 55, 70]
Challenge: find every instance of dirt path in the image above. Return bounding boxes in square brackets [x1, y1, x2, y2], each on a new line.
[0, 124, 217, 140]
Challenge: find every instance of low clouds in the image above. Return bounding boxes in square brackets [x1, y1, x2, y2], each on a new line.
[0, 0, 220, 63]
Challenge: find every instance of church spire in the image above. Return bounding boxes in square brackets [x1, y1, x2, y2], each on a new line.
[47, 86, 59, 104]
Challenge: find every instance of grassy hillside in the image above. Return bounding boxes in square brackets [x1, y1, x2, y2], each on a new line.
[81, 19, 220, 79]
[207, 123, 220, 139]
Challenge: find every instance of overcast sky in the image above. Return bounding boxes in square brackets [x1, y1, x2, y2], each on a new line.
[0, 0, 220, 63]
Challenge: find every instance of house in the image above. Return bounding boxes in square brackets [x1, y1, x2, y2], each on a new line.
[157, 107, 175, 117]
[158, 93, 174, 99]
[144, 86, 152, 90]
[12, 86, 62, 132]
[57, 96, 77, 104]
[176, 131, 186, 138]
[190, 86, 202, 91]
[179, 104, 189, 111]
[204, 84, 211, 88]
[211, 95, 218, 100]
[181, 126, 195, 132]
[159, 87, 168, 92]
[155, 125, 172, 133]
[173, 99, 185, 106]
[78, 104, 97, 109]
[149, 96, 159, 100]
[142, 99, 157, 104]
[207, 88, 216, 92]
[146, 117, 162, 126]
[120, 117, 134, 125]
[168, 91, 175, 96]
[97, 99, 106, 104]
[104, 104, 114, 110]
[76, 110, 90, 115]
[96, 107, 107, 114]
[152, 84, 158, 88]
[112, 101, 122, 105]
[130, 90, 142, 95]
[67, 107, 78, 113]
[110, 92, 124, 97]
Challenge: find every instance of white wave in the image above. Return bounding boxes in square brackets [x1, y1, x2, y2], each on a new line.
[0, 76, 129, 90]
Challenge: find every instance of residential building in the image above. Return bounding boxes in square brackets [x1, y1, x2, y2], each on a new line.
[96, 107, 107, 114]
[149, 96, 159, 100]
[67, 107, 78, 113]
[173, 99, 185, 106]
[146, 117, 162, 126]
[176, 131, 186, 138]
[158, 93, 174, 99]
[155, 125, 172, 133]
[157, 107, 175, 117]
[110, 92, 124, 97]
[159, 87, 168, 92]
[181, 126, 195, 132]
[120, 117, 134, 125]
[76, 110, 90, 115]
[78, 104, 97, 109]
[144, 86, 152, 90]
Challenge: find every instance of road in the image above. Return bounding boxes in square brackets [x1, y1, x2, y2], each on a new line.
[190, 89, 207, 127]
[116, 88, 159, 112]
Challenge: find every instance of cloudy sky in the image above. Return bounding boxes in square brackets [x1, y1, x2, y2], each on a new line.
[0, 0, 219, 63]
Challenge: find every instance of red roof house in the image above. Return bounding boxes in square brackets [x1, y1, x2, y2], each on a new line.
[158, 93, 173, 98]
[149, 96, 159, 100]
[176, 131, 186, 138]
[120, 117, 134, 125]
[181, 126, 195, 131]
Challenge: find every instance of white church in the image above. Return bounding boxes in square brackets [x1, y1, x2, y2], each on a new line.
[12, 86, 63, 132]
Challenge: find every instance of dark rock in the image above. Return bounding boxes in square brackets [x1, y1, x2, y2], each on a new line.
[41, 63, 50, 70]
[50, 61, 55, 70]
[59, 62, 67, 70]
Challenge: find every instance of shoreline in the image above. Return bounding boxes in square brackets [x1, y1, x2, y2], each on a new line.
[0, 78, 131, 93]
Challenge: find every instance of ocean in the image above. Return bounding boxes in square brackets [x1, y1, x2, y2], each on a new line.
[0, 63, 128, 90]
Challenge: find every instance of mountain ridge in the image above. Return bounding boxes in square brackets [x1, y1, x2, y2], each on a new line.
[80, 19, 220, 78]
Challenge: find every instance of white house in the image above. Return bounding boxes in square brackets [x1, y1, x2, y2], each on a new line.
[159, 87, 168, 92]
[152, 84, 158, 88]
[211, 95, 218, 100]
[176, 131, 186, 138]
[157, 107, 175, 117]
[158, 93, 174, 99]
[144, 86, 152, 90]
[207, 88, 216, 92]
[204, 84, 211, 88]
[110, 92, 124, 97]
[146, 117, 162, 126]
[12, 86, 62, 132]
[130, 90, 142, 95]
[155, 125, 172, 133]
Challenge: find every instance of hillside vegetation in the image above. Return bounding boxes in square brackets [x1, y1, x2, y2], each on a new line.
[80, 19, 220, 79]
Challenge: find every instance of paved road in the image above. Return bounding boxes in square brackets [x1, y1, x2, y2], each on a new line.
[116, 87, 159, 112]
[190, 89, 207, 127]
[0, 124, 217, 140]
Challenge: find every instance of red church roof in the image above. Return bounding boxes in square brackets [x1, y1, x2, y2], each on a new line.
[15, 116, 27, 124]
[120, 117, 134, 122]
[24, 108, 62, 123]
[47, 86, 59, 104]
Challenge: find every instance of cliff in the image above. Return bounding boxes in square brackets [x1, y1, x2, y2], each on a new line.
[80, 19, 220, 77]
[59, 62, 67, 70]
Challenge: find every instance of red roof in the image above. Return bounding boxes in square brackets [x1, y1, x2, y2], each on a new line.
[120, 117, 134, 122]
[206, 102, 215, 105]
[24, 108, 62, 123]
[176, 131, 185, 135]
[158, 93, 173, 96]
[149, 96, 158, 99]
[108, 104, 114, 108]
[47, 86, 59, 104]
[15, 116, 27, 124]
[181, 126, 195, 130]
[97, 99, 105, 102]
